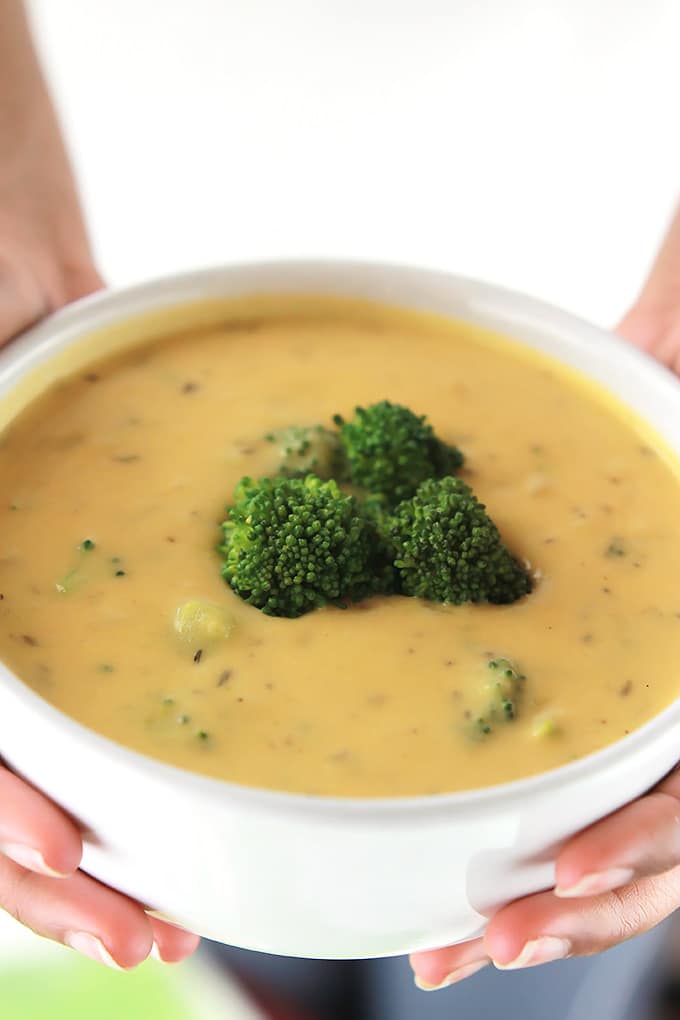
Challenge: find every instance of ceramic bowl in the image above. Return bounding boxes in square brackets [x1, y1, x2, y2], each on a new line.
[1, 260, 679, 959]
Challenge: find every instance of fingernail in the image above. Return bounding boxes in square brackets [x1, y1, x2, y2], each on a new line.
[495, 936, 571, 970]
[555, 867, 634, 899]
[414, 960, 489, 990]
[150, 940, 180, 964]
[0, 842, 70, 878]
[64, 932, 126, 970]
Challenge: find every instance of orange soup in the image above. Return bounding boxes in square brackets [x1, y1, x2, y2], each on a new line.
[0, 298, 679, 796]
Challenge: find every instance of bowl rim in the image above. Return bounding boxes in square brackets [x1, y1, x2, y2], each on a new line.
[2, 256, 680, 818]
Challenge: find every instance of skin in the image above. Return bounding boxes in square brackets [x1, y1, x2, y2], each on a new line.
[0, 1, 198, 969]
[411, 201, 680, 990]
[1, 0, 680, 985]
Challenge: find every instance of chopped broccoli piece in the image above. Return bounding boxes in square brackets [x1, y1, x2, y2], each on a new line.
[466, 657, 526, 738]
[174, 599, 234, 645]
[55, 566, 80, 594]
[387, 476, 532, 605]
[531, 716, 559, 738]
[485, 658, 525, 721]
[266, 424, 342, 479]
[56, 538, 99, 593]
[333, 400, 463, 505]
[219, 474, 390, 617]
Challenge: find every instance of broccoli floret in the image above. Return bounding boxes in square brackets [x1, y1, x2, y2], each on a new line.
[484, 657, 524, 722]
[266, 424, 341, 479]
[219, 474, 389, 617]
[387, 476, 532, 605]
[333, 401, 463, 505]
[466, 657, 526, 738]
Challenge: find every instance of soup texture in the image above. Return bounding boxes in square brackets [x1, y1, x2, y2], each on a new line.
[0, 298, 679, 797]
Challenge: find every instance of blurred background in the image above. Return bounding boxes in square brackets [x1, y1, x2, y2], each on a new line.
[5, 1, 680, 1017]
[28, 0, 680, 326]
[0, 909, 265, 1019]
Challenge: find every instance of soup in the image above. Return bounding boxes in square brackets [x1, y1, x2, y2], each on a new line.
[0, 298, 679, 797]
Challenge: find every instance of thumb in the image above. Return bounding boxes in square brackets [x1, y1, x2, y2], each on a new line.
[615, 201, 680, 350]
[0, 258, 50, 346]
[0, 257, 105, 347]
[615, 302, 680, 376]
[61, 261, 105, 303]
[615, 305, 670, 350]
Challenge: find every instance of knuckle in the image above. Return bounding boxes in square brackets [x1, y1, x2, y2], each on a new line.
[609, 883, 656, 940]
[607, 870, 680, 944]
[0, 862, 37, 933]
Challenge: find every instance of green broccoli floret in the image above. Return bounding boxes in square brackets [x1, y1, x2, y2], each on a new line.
[387, 476, 532, 605]
[467, 657, 526, 739]
[265, 424, 341, 479]
[333, 401, 463, 505]
[219, 474, 390, 617]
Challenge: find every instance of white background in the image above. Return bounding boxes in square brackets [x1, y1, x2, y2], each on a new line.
[28, 0, 680, 328]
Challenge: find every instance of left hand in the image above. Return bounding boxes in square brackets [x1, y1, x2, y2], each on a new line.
[412, 199, 680, 992]
[412, 765, 680, 989]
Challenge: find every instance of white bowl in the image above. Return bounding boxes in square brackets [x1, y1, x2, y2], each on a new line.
[1, 260, 680, 960]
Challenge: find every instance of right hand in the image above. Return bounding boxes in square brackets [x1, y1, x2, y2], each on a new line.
[0, 7, 200, 956]
[0, 764, 200, 967]
[0, 253, 200, 967]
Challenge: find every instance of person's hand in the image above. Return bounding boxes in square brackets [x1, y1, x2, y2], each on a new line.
[412, 200, 680, 991]
[617, 202, 680, 373]
[0, 221, 102, 344]
[412, 764, 680, 989]
[0, 1, 200, 968]
[0, 766, 200, 967]
[0, 1, 103, 343]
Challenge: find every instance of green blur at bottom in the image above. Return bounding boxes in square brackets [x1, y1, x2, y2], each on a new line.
[0, 957, 192, 1020]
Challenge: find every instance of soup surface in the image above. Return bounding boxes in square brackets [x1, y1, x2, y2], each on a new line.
[1, 298, 679, 797]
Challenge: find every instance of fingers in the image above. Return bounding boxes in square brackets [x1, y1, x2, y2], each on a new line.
[414, 867, 680, 991]
[616, 303, 680, 373]
[616, 304, 667, 351]
[410, 937, 489, 991]
[0, 255, 49, 343]
[615, 201, 680, 373]
[0, 766, 199, 968]
[554, 768, 680, 899]
[0, 766, 82, 877]
[59, 259, 105, 303]
[150, 916, 201, 964]
[0, 855, 201, 968]
[653, 325, 680, 376]
[0, 853, 154, 968]
[554, 787, 680, 899]
[628, 202, 680, 317]
[617, 201, 680, 343]
[412, 769, 680, 991]
[486, 867, 680, 968]
[0, 250, 104, 347]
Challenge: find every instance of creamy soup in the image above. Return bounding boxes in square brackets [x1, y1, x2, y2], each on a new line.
[0, 297, 679, 797]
